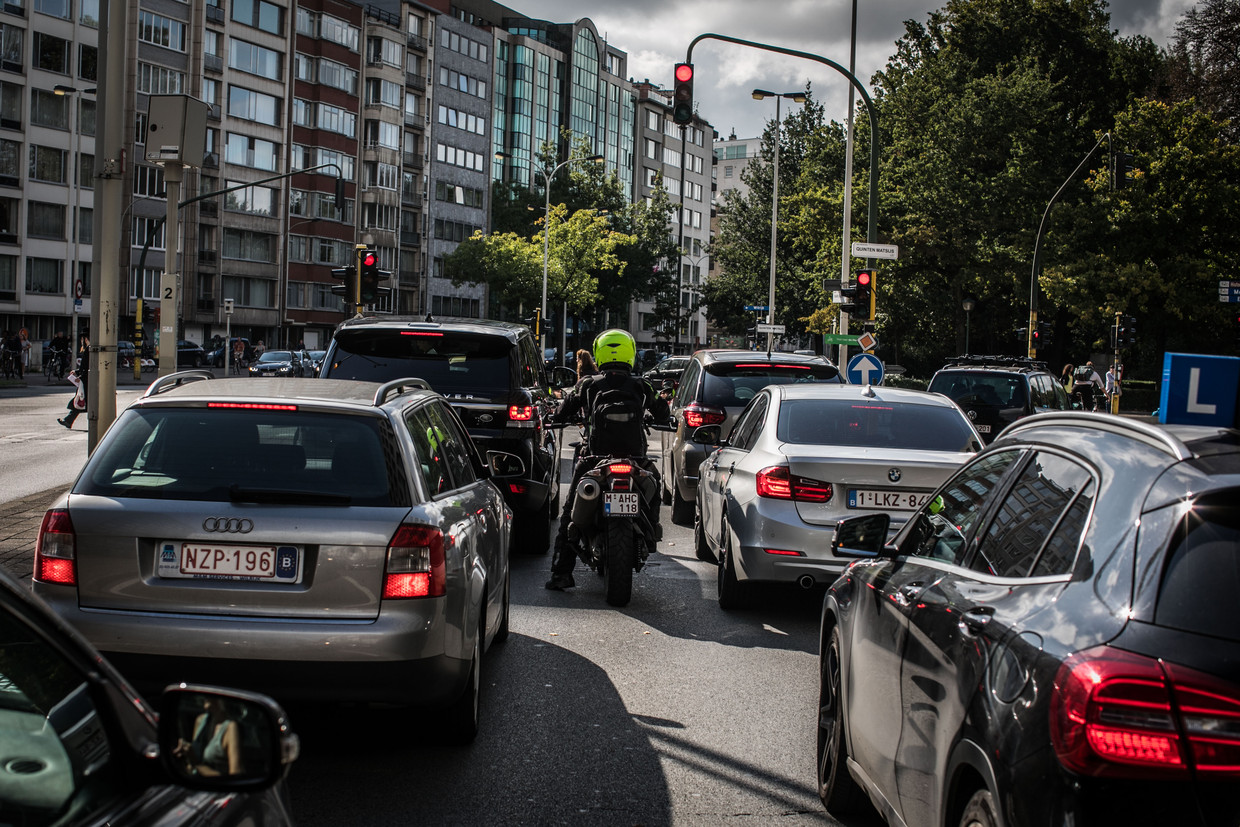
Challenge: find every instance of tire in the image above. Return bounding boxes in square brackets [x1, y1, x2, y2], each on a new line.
[494, 572, 511, 645]
[45, 361, 55, 382]
[818, 625, 866, 814]
[516, 495, 551, 555]
[717, 522, 746, 610]
[959, 789, 999, 827]
[670, 478, 694, 526]
[444, 633, 481, 744]
[603, 518, 635, 607]
[693, 511, 714, 563]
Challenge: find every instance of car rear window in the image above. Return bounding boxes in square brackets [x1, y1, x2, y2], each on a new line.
[1154, 491, 1240, 640]
[702, 361, 841, 407]
[776, 399, 978, 452]
[928, 371, 1028, 408]
[326, 330, 511, 394]
[77, 408, 408, 506]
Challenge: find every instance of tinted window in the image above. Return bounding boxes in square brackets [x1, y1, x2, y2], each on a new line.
[969, 451, 1094, 577]
[728, 396, 768, 450]
[79, 408, 404, 506]
[426, 402, 476, 487]
[674, 360, 701, 408]
[929, 371, 1026, 408]
[902, 450, 1021, 565]
[327, 330, 512, 395]
[777, 399, 978, 452]
[1155, 491, 1240, 640]
[701, 361, 842, 408]
[407, 406, 451, 497]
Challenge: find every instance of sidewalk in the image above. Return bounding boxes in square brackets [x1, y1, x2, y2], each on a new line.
[1, 486, 67, 581]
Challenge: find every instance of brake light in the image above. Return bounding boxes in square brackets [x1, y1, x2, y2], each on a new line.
[684, 404, 726, 428]
[764, 548, 805, 556]
[608, 463, 633, 475]
[383, 524, 445, 599]
[755, 466, 832, 503]
[508, 405, 534, 421]
[1051, 646, 1240, 778]
[400, 331, 443, 336]
[207, 402, 298, 410]
[508, 482, 528, 495]
[35, 509, 77, 586]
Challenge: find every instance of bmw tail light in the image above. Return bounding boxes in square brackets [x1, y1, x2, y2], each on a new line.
[755, 466, 832, 503]
[383, 524, 445, 599]
[35, 509, 77, 586]
[684, 404, 725, 428]
[1051, 646, 1240, 778]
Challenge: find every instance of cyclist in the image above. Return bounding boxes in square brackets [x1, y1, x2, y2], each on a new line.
[47, 333, 71, 379]
[1, 329, 22, 379]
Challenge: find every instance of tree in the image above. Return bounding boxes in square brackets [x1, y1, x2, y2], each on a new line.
[1165, 0, 1240, 143]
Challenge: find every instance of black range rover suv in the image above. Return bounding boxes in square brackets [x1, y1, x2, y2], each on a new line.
[927, 355, 1070, 443]
[320, 316, 561, 552]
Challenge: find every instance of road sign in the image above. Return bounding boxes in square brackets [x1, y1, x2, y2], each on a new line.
[74, 299, 82, 311]
[851, 242, 899, 260]
[1217, 281, 1240, 302]
[74, 278, 84, 299]
[755, 323, 785, 334]
[822, 333, 859, 346]
[744, 304, 769, 312]
[847, 353, 885, 386]
[856, 332, 878, 351]
[1159, 352, 1240, 428]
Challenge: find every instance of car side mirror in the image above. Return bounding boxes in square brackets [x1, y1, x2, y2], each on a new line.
[158, 685, 299, 792]
[486, 450, 525, 478]
[550, 366, 577, 390]
[832, 513, 891, 558]
[691, 424, 723, 446]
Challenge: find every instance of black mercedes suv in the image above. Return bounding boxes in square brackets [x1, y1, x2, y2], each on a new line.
[927, 355, 1070, 443]
[320, 316, 561, 553]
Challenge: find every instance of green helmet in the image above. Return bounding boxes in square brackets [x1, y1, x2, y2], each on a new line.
[593, 329, 636, 370]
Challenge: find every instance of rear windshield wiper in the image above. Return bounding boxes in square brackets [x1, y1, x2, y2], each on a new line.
[229, 485, 352, 505]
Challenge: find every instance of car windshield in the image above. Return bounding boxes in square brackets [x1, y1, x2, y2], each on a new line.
[929, 371, 1027, 408]
[702, 361, 842, 407]
[76, 408, 406, 506]
[328, 330, 511, 394]
[777, 399, 978, 452]
[259, 351, 293, 362]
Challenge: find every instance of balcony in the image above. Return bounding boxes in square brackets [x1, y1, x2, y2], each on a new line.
[204, 54, 223, 74]
[198, 249, 218, 267]
[405, 73, 425, 91]
[400, 230, 420, 248]
[202, 153, 219, 168]
[407, 33, 427, 52]
[401, 191, 422, 208]
[403, 111, 424, 129]
[199, 200, 218, 217]
[205, 5, 224, 23]
[403, 152, 423, 170]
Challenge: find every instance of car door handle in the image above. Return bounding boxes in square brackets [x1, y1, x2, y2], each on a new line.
[892, 581, 925, 606]
[959, 607, 995, 635]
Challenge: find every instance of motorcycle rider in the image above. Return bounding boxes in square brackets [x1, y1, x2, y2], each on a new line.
[545, 329, 671, 591]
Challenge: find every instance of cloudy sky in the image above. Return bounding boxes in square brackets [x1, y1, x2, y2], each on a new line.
[520, 0, 1196, 140]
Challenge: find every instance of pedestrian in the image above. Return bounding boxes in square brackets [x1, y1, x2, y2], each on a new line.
[574, 349, 598, 384]
[1071, 361, 1103, 411]
[254, 340, 266, 358]
[59, 335, 90, 428]
[1, 329, 22, 378]
[1059, 363, 1075, 389]
[18, 328, 31, 374]
[1105, 364, 1122, 410]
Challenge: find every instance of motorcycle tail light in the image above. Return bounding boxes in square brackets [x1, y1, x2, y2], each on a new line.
[608, 463, 633, 475]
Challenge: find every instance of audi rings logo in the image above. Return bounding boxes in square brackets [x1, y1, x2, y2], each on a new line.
[203, 517, 254, 534]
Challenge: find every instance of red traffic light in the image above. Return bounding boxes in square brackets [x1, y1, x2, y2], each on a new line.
[856, 271, 872, 287]
[362, 252, 377, 267]
[674, 63, 694, 83]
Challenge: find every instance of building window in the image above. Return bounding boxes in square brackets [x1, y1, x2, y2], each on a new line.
[137, 11, 186, 51]
[224, 133, 278, 171]
[33, 0, 70, 20]
[227, 85, 281, 125]
[221, 275, 275, 308]
[222, 228, 276, 263]
[0, 143, 19, 186]
[229, 38, 283, 80]
[28, 145, 66, 183]
[0, 254, 15, 301]
[1, 24, 24, 72]
[25, 257, 62, 294]
[223, 180, 277, 217]
[231, 0, 284, 36]
[137, 62, 185, 95]
[27, 201, 65, 239]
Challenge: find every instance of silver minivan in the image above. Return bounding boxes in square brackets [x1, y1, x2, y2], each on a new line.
[33, 373, 512, 742]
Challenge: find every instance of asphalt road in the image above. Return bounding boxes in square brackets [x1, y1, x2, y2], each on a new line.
[0, 380, 869, 826]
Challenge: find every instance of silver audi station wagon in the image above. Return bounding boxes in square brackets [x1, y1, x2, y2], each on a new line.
[33, 372, 512, 743]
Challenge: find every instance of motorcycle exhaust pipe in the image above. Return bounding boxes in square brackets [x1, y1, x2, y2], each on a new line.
[571, 477, 601, 529]
[798, 575, 815, 590]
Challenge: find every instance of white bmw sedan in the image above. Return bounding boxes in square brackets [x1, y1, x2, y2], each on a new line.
[694, 383, 983, 608]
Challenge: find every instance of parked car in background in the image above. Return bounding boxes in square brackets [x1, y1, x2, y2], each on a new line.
[644, 355, 691, 392]
[927, 355, 1069, 443]
[660, 349, 844, 525]
[0, 566, 298, 825]
[301, 349, 326, 376]
[207, 337, 250, 368]
[695, 384, 981, 608]
[320, 315, 563, 554]
[818, 413, 1240, 827]
[34, 373, 512, 743]
[248, 349, 304, 377]
[176, 339, 206, 367]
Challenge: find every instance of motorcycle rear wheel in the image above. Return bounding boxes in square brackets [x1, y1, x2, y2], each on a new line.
[603, 519, 635, 607]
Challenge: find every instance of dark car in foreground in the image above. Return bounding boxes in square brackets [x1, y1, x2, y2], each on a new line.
[817, 414, 1240, 827]
[0, 566, 298, 825]
[927, 355, 1070, 442]
[320, 315, 561, 553]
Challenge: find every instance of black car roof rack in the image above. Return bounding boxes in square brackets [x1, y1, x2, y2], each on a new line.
[141, 369, 215, 398]
[942, 355, 1049, 370]
[373, 377, 432, 407]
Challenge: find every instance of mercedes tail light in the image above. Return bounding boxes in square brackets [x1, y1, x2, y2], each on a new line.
[684, 404, 726, 428]
[755, 466, 832, 503]
[383, 524, 445, 599]
[1051, 646, 1240, 779]
[35, 509, 77, 586]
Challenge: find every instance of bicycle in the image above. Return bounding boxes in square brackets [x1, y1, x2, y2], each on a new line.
[0, 349, 18, 380]
[44, 351, 68, 382]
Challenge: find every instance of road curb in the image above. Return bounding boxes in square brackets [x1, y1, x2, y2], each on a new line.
[1, 486, 68, 581]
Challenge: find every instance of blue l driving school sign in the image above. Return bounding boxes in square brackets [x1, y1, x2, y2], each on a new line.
[1159, 353, 1240, 427]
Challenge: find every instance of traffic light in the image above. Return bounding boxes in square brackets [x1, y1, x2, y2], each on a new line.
[672, 63, 694, 126]
[359, 249, 380, 303]
[854, 270, 874, 320]
[1112, 151, 1136, 190]
[141, 300, 154, 324]
[1035, 321, 1053, 348]
[1015, 326, 1029, 343]
[1117, 315, 1137, 347]
[838, 285, 861, 315]
[330, 264, 353, 300]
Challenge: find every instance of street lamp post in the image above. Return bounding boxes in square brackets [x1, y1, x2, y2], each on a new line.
[752, 90, 805, 352]
[54, 84, 96, 348]
[962, 297, 976, 354]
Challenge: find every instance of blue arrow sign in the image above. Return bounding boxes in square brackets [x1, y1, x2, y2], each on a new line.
[847, 353, 885, 386]
[743, 305, 769, 312]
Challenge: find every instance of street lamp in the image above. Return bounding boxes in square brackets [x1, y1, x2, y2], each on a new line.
[962, 297, 976, 354]
[54, 84, 96, 348]
[497, 151, 604, 360]
[752, 89, 805, 351]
